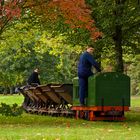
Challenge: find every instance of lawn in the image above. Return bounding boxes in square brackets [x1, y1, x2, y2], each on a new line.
[0, 94, 140, 140]
[0, 94, 24, 105]
[131, 96, 140, 107]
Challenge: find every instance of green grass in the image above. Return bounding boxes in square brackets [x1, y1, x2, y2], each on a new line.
[0, 94, 24, 106]
[131, 96, 140, 107]
[0, 95, 140, 140]
[1, 95, 140, 107]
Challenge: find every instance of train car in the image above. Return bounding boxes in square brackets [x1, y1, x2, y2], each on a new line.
[20, 72, 130, 121]
[20, 84, 73, 116]
[72, 72, 130, 121]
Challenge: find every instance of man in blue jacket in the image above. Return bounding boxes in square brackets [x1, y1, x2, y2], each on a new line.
[78, 46, 101, 106]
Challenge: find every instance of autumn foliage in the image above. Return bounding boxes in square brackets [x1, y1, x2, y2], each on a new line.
[0, 0, 102, 40]
[25, 0, 102, 41]
[0, 0, 22, 33]
[51, 0, 102, 40]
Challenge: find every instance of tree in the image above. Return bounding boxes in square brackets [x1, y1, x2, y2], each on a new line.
[0, 17, 41, 91]
[23, 0, 102, 43]
[0, 0, 23, 35]
[0, 14, 83, 92]
[1, 0, 139, 77]
[87, 0, 140, 72]
[127, 55, 140, 95]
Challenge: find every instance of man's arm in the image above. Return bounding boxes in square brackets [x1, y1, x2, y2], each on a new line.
[87, 54, 101, 72]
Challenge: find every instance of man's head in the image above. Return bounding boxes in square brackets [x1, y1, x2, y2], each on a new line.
[86, 46, 95, 55]
[34, 68, 39, 73]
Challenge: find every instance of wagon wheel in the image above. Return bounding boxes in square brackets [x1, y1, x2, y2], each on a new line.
[84, 111, 90, 121]
[75, 111, 79, 119]
[80, 111, 85, 119]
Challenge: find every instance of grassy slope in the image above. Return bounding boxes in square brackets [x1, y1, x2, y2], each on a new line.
[0, 95, 140, 140]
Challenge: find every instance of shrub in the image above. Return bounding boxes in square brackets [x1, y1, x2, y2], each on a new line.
[0, 103, 23, 116]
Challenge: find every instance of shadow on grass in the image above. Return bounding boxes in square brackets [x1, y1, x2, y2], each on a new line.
[125, 108, 140, 123]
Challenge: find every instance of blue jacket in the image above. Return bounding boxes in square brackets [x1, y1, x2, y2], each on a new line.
[78, 51, 101, 77]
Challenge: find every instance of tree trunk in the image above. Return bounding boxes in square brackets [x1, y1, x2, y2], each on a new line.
[10, 87, 13, 94]
[114, 25, 124, 73]
[113, 0, 126, 73]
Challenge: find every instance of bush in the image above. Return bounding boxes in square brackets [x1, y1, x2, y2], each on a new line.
[0, 103, 23, 116]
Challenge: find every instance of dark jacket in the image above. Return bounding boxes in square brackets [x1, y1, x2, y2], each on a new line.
[27, 72, 40, 85]
[78, 51, 101, 77]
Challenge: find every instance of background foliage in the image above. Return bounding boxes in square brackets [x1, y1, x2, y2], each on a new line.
[0, 0, 139, 95]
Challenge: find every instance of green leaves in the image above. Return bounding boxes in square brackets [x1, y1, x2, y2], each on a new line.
[0, 103, 23, 116]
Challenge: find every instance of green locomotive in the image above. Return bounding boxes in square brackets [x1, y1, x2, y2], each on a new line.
[72, 72, 130, 120]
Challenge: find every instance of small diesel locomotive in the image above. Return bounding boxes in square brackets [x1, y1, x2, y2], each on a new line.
[20, 72, 130, 121]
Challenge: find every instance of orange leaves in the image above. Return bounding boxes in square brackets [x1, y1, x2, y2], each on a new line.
[2, 0, 102, 41]
[47, 0, 102, 41]
[91, 31, 102, 40]
[0, 0, 21, 20]
[23, 0, 102, 41]
[0, 0, 22, 34]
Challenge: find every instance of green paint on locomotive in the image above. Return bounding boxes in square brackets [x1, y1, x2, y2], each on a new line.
[72, 77, 80, 106]
[73, 72, 130, 107]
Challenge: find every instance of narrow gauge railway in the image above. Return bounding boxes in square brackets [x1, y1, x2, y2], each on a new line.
[20, 72, 130, 121]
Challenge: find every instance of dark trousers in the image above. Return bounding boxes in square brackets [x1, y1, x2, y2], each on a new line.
[79, 77, 88, 105]
[78, 71, 93, 105]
